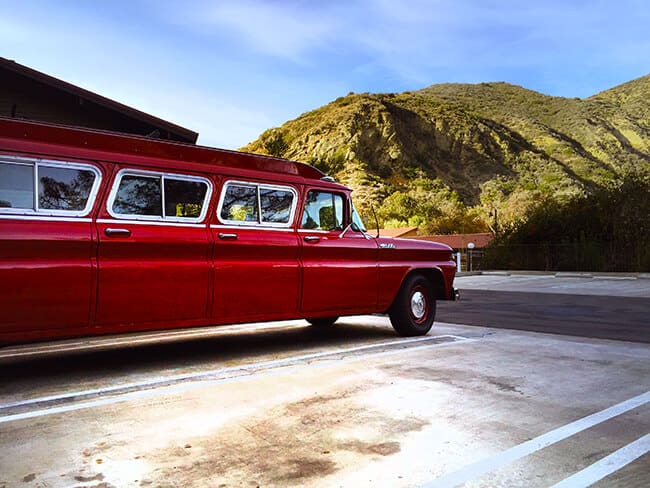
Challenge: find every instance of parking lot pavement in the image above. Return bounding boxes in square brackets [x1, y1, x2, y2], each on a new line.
[437, 275, 650, 343]
[1, 275, 648, 487]
[1, 316, 649, 487]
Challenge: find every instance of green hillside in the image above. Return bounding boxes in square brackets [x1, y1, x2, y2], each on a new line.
[242, 76, 650, 234]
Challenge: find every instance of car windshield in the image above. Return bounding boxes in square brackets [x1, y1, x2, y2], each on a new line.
[351, 201, 366, 232]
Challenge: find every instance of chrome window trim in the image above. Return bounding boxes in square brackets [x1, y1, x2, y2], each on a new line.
[300, 189, 346, 232]
[217, 180, 298, 228]
[97, 218, 206, 228]
[107, 168, 213, 223]
[0, 156, 102, 217]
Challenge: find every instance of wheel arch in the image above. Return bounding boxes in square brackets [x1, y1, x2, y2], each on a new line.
[408, 267, 447, 300]
[386, 267, 447, 311]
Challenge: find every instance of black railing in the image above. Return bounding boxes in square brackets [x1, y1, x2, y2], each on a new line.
[481, 241, 650, 272]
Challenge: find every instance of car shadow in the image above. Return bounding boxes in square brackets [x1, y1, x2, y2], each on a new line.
[0, 320, 397, 390]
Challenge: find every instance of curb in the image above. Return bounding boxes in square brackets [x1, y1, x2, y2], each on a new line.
[456, 271, 650, 279]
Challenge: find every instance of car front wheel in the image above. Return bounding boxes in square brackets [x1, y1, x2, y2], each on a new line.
[389, 274, 436, 336]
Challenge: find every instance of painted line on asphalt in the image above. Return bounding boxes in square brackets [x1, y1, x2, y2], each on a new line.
[551, 433, 650, 487]
[0, 334, 474, 423]
[421, 390, 650, 488]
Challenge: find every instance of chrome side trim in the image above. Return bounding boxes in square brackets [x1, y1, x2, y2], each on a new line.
[0, 215, 93, 223]
[297, 229, 332, 234]
[96, 218, 206, 228]
[210, 224, 295, 233]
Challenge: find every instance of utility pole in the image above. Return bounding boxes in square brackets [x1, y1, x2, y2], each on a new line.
[490, 208, 499, 236]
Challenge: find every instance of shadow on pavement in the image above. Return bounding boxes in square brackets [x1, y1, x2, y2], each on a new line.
[0, 321, 397, 386]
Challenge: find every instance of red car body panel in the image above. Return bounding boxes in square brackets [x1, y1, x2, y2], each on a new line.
[300, 228, 379, 314]
[0, 117, 456, 346]
[212, 226, 301, 322]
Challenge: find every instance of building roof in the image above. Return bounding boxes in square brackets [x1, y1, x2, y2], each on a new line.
[372, 227, 419, 238]
[0, 57, 198, 143]
[409, 233, 494, 249]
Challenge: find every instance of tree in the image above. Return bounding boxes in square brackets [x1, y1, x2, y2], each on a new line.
[262, 129, 288, 157]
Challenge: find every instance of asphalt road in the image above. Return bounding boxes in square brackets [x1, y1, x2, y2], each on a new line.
[438, 275, 650, 343]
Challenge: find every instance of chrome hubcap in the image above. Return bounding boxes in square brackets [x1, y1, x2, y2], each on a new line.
[410, 291, 426, 319]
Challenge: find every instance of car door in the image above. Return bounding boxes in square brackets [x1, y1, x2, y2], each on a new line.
[0, 156, 102, 336]
[299, 189, 379, 314]
[95, 167, 213, 327]
[211, 180, 301, 322]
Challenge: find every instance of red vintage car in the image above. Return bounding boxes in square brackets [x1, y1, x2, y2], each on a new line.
[0, 117, 457, 346]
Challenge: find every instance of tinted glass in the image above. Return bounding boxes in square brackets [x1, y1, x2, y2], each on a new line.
[221, 184, 258, 222]
[0, 162, 33, 209]
[38, 166, 95, 211]
[113, 175, 162, 216]
[301, 191, 344, 231]
[260, 188, 293, 223]
[164, 179, 207, 218]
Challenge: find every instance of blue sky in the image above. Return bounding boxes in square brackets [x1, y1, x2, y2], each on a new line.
[2, 1, 649, 148]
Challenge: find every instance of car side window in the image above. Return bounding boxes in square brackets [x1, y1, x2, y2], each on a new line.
[220, 184, 258, 222]
[38, 165, 97, 211]
[301, 191, 344, 231]
[113, 174, 162, 216]
[165, 178, 209, 218]
[0, 161, 33, 209]
[0, 157, 100, 215]
[109, 170, 210, 222]
[260, 188, 294, 224]
[218, 181, 297, 227]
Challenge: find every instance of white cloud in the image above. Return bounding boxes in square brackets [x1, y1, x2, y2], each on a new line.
[168, 0, 339, 62]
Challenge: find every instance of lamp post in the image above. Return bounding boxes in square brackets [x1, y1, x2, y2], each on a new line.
[467, 242, 475, 272]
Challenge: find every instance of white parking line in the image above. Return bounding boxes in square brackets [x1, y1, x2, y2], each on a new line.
[0, 334, 473, 424]
[421, 390, 650, 488]
[551, 433, 650, 487]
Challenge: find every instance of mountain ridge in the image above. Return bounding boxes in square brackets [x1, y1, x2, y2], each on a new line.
[242, 75, 650, 233]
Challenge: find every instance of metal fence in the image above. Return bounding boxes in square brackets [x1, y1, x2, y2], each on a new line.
[480, 241, 650, 272]
[455, 250, 485, 272]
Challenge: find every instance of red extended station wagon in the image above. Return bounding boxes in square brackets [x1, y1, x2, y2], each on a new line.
[0, 117, 457, 346]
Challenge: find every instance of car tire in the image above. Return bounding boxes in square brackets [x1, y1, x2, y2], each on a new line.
[389, 274, 436, 336]
[306, 317, 339, 327]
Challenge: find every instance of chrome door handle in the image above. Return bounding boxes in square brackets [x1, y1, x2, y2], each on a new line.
[218, 233, 238, 240]
[303, 236, 321, 243]
[104, 228, 131, 237]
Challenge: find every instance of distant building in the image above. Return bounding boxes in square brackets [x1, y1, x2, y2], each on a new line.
[371, 228, 494, 249]
[0, 57, 197, 143]
[373, 227, 419, 238]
